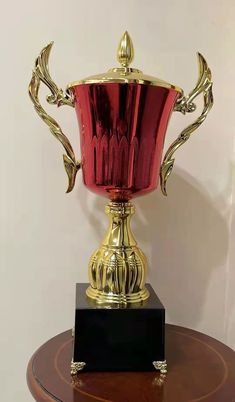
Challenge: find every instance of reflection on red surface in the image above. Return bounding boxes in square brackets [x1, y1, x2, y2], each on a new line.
[70, 83, 179, 201]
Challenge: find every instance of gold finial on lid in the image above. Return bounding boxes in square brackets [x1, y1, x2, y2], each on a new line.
[117, 31, 134, 68]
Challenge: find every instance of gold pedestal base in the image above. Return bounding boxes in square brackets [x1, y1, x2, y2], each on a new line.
[86, 285, 150, 305]
[87, 202, 149, 305]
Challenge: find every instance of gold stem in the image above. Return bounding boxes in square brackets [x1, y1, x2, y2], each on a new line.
[102, 203, 136, 248]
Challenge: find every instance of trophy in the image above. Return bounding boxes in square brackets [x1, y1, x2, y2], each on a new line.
[29, 32, 213, 374]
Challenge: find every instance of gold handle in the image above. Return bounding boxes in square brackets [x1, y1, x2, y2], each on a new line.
[28, 42, 81, 193]
[160, 53, 214, 196]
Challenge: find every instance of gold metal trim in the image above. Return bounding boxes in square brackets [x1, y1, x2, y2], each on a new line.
[67, 75, 183, 91]
[153, 360, 168, 374]
[86, 202, 149, 305]
[70, 360, 86, 375]
[86, 286, 149, 305]
[28, 42, 81, 193]
[160, 52, 213, 195]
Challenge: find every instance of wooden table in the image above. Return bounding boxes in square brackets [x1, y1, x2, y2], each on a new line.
[27, 324, 235, 402]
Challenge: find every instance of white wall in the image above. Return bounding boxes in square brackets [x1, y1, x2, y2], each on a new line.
[1, 1, 235, 401]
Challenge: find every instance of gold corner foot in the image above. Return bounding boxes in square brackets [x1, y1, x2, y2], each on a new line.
[70, 360, 86, 375]
[153, 360, 167, 374]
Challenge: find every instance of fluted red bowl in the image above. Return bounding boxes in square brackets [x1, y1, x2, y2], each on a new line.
[70, 83, 179, 201]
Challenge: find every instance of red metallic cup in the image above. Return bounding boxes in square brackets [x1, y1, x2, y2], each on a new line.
[29, 34, 213, 199]
[70, 83, 179, 201]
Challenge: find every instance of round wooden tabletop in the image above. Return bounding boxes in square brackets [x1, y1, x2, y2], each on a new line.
[27, 324, 235, 402]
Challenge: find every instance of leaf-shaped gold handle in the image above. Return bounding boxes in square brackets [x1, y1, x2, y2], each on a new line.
[160, 53, 214, 196]
[28, 42, 81, 193]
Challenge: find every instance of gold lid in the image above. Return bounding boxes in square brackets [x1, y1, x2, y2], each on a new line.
[67, 31, 182, 93]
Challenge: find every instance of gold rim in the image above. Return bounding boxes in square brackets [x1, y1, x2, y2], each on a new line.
[67, 77, 183, 92]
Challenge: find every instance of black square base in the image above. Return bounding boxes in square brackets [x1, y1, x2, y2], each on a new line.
[73, 283, 165, 371]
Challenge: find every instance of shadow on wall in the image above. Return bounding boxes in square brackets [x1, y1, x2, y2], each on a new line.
[136, 168, 229, 328]
[79, 168, 228, 329]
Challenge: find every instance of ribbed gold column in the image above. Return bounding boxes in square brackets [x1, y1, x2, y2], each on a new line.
[86, 202, 149, 304]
